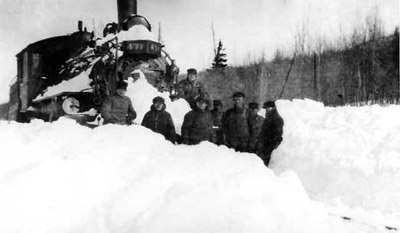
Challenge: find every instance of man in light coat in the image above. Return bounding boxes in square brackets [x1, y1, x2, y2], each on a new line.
[101, 81, 136, 125]
[177, 68, 210, 109]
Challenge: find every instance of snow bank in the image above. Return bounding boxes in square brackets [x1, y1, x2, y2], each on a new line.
[1, 94, 399, 232]
[272, 99, 400, 223]
[0, 119, 348, 233]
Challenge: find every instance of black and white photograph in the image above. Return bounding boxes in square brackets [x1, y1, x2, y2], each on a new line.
[0, 0, 399, 232]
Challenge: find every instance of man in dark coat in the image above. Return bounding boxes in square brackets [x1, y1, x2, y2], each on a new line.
[247, 102, 265, 153]
[141, 96, 176, 143]
[222, 92, 257, 152]
[177, 68, 211, 109]
[256, 100, 284, 167]
[101, 81, 136, 125]
[181, 97, 215, 145]
[210, 99, 224, 145]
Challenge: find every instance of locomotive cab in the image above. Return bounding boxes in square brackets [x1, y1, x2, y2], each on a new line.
[9, 29, 93, 122]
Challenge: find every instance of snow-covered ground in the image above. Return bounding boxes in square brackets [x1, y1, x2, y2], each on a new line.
[273, 100, 400, 229]
[0, 79, 399, 233]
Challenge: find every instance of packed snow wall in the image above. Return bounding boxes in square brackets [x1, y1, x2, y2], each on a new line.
[1, 79, 399, 232]
[272, 99, 400, 217]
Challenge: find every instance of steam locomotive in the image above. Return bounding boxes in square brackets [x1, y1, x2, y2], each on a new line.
[5, 0, 179, 125]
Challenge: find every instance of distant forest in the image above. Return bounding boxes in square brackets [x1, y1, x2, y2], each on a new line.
[199, 13, 399, 108]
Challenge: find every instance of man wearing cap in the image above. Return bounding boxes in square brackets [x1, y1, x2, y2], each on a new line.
[256, 100, 284, 167]
[177, 68, 211, 109]
[221, 92, 257, 152]
[101, 81, 137, 125]
[247, 102, 265, 153]
[210, 99, 224, 145]
[181, 96, 215, 145]
[142, 96, 176, 143]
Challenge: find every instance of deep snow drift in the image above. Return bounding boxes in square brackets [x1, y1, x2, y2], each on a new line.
[0, 79, 399, 232]
[273, 100, 400, 228]
[0, 120, 343, 233]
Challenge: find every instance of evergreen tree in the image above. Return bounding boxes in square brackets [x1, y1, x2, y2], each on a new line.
[212, 40, 228, 70]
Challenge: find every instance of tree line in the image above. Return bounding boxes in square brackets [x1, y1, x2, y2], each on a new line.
[202, 11, 399, 107]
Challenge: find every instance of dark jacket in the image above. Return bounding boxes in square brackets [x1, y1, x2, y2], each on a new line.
[181, 108, 215, 145]
[257, 109, 284, 152]
[177, 79, 210, 108]
[142, 104, 176, 143]
[222, 106, 256, 152]
[211, 108, 224, 145]
[210, 108, 223, 128]
[248, 114, 265, 152]
[101, 94, 136, 125]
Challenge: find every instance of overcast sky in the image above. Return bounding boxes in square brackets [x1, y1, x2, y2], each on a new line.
[0, 0, 398, 103]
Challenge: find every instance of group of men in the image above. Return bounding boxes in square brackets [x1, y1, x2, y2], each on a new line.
[180, 91, 283, 166]
[101, 68, 284, 167]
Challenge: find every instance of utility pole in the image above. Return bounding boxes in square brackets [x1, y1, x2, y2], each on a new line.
[279, 53, 296, 99]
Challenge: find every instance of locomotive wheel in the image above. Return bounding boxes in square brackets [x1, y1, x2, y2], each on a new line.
[61, 97, 80, 115]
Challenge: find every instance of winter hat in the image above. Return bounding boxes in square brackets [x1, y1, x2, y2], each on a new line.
[248, 102, 259, 109]
[263, 101, 276, 108]
[187, 68, 197, 75]
[195, 96, 206, 103]
[232, 92, 245, 99]
[152, 96, 165, 104]
[116, 81, 128, 90]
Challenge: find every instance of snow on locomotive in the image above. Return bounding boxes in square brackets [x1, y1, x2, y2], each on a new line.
[6, 0, 179, 125]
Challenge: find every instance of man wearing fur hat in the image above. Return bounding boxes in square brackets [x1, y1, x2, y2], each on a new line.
[256, 100, 284, 167]
[177, 68, 210, 109]
[181, 96, 215, 145]
[101, 81, 136, 125]
[141, 96, 176, 143]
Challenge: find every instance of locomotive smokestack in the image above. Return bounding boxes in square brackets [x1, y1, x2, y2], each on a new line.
[117, 0, 137, 25]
